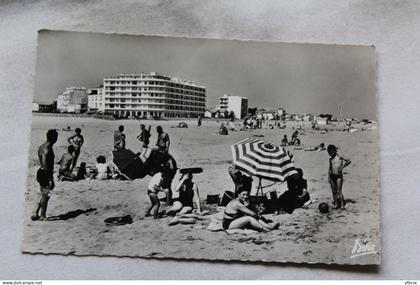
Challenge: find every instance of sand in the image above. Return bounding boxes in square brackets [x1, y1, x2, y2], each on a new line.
[21, 115, 380, 265]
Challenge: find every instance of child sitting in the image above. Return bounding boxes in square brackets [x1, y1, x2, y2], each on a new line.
[76, 162, 88, 180]
[94, 155, 109, 180]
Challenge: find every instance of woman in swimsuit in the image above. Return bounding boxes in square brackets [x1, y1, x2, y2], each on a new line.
[167, 173, 201, 216]
[222, 188, 279, 232]
[67, 128, 84, 171]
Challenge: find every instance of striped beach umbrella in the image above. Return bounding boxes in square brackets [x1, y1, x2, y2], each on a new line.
[231, 137, 297, 182]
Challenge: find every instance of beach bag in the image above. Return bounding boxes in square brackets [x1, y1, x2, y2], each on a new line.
[219, 191, 234, 206]
[206, 194, 220, 205]
[249, 195, 267, 206]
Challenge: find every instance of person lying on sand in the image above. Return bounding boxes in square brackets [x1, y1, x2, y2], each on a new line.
[166, 173, 201, 216]
[145, 168, 173, 219]
[222, 188, 279, 232]
[328, 144, 351, 209]
[300, 143, 326, 151]
[57, 145, 78, 181]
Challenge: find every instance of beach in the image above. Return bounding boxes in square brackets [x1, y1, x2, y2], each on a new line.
[22, 115, 380, 265]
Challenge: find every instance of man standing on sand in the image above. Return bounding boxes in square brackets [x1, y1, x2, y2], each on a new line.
[156, 125, 170, 153]
[137, 124, 152, 162]
[67, 127, 84, 171]
[32, 129, 58, 221]
[114, 125, 126, 151]
[327, 144, 351, 209]
[137, 124, 151, 149]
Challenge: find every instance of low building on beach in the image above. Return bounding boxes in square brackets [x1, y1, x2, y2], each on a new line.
[219, 94, 248, 119]
[103, 72, 206, 119]
[56, 87, 88, 113]
[32, 102, 54, 113]
[315, 116, 329, 126]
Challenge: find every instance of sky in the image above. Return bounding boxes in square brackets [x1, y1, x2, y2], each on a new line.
[34, 30, 377, 120]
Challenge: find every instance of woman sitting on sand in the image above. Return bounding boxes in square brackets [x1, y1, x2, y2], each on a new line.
[166, 173, 201, 216]
[222, 188, 279, 232]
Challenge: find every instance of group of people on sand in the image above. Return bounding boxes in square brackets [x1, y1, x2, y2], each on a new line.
[32, 121, 351, 228]
[281, 130, 301, 147]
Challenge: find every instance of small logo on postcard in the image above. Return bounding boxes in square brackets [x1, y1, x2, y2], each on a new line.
[350, 238, 378, 259]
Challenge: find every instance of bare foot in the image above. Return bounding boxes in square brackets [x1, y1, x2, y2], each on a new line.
[272, 223, 280, 230]
[31, 215, 40, 221]
[168, 217, 179, 226]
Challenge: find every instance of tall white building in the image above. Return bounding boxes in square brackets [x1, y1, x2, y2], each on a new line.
[219, 94, 248, 119]
[87, 87, 105, 113]
[103, 72, 206, 118]
[56, 87, 88, 113]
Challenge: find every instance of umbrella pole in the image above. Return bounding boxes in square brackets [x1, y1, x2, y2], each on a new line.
[257, 177, 263, 196]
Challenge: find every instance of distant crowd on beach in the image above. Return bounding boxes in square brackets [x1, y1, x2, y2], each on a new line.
[32, 121, 352, 233]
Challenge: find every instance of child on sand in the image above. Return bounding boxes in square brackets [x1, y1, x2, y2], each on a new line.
[327, 144, 351, 209]
[281, 135, 288, 146]
[145, 169, 173, 219]
[94, 155, 110, 180]
[76, 162, 87, 180]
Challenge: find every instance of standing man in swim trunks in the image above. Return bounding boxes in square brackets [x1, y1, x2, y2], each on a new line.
[67, 127, 84, 171]
[114, 125, 126, 151]
[327, 144, 351, 209]
[32, 129, 58, 221]
[156, 125, 170, 153]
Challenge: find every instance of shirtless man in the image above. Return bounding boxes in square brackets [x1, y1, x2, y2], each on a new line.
[137, 124, 150, 148]
[57, 145, 78, 181]
[32, 129, 58, 221]
[114, 125, 126, 151]
[67, 128, 84, 171]
[156, 126, 170, 153]
[327, 144, 351, 209]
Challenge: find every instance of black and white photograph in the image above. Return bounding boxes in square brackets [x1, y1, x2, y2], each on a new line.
[22, 30, 379, 265]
